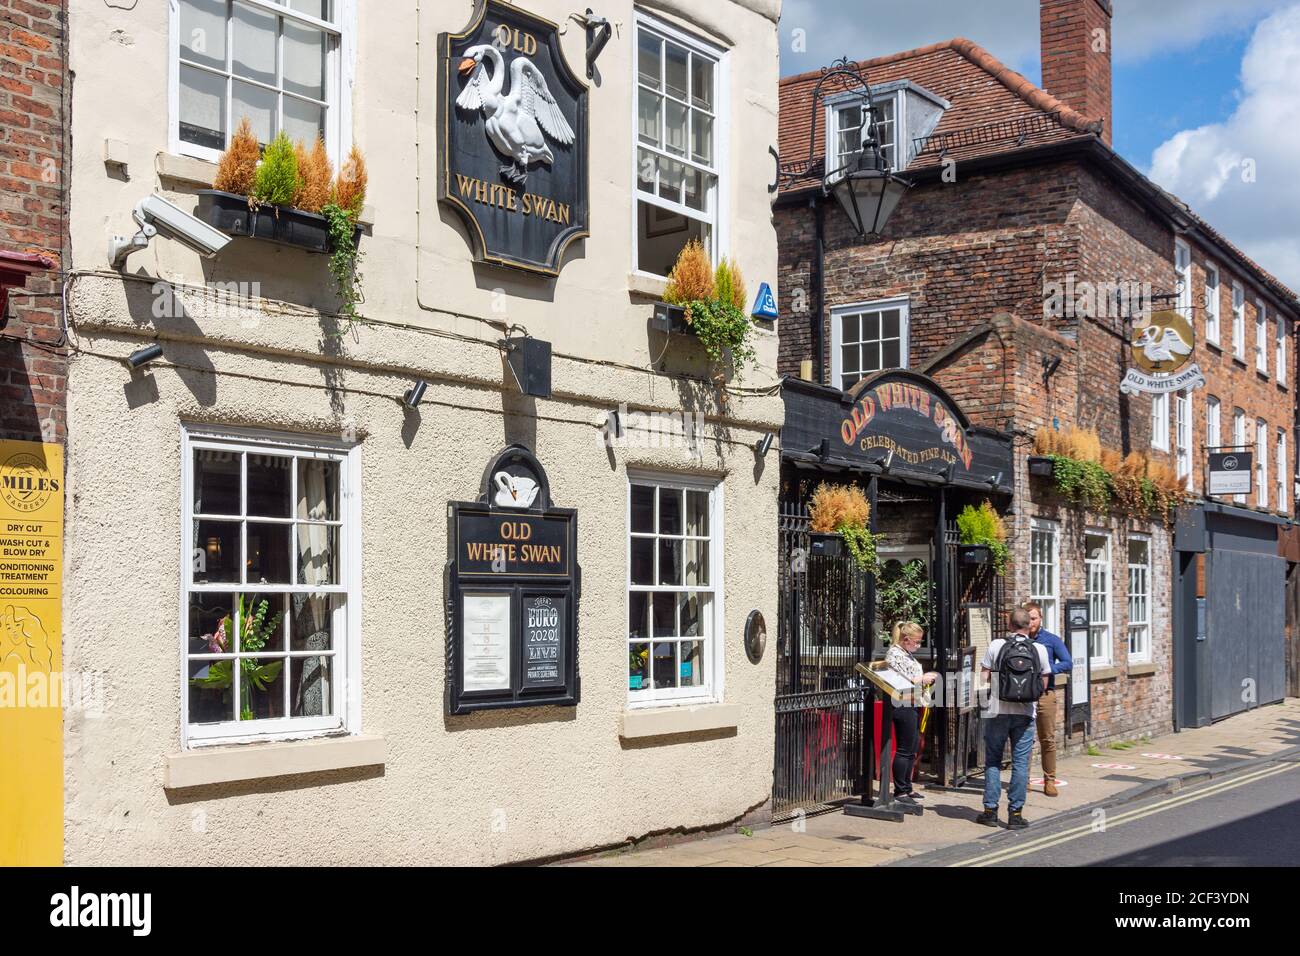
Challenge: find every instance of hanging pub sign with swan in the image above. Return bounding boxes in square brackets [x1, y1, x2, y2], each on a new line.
[438, 0, 590, 276]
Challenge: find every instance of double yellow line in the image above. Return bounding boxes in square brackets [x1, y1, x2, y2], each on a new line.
[952, 761, 1299, 867]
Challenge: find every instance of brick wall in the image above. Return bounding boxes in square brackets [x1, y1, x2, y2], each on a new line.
[0, 0, 65, 445]
[1040, 0, 1113, 145]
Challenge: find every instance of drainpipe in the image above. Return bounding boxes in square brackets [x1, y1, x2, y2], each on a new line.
[812, 196, 826, 385]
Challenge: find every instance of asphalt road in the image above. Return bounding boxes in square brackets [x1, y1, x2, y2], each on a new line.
[906, 756, 1300, 867]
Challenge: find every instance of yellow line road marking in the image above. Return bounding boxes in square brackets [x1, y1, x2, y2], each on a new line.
[952, 762, 1299, 867]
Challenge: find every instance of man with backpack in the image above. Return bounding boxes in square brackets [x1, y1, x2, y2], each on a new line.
[976, 607, 1052, 830]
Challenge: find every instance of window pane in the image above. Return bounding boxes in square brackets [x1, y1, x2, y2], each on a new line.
[685, 538, 709, 586]
[638, 88, 661, 147]
[283, 95, 325, 147]
[188, 659, 235, 724]
[289, 656, 332, 716]
[628, 591, 648, 640]
[664, 99, 687, 156]
[683, 166, 708, 212]
[245, 658, 287, 720]
[658, 158, 683, 204]
[659, 488, 683, 534]
[637, 31, 661, 89]
[242, 593, 287, 653]
[631, 485, 655, 533]
[233, 1, 277, 85]
[195, 519, 240, 583]
[680, 638, 704, 686]
[247, 454, 292, 517]
[690, 56, 713, 110]
[658, 538, 682, 585]
[652, 592, 677, 637]
[179, 64, 227, 151]
[630, 537, 654, 585]
[691, 111, 713, 165]
[629, 642, 649, 689]
[841, 313, 860, 343]
[861, 341, 881, 372]
[881, 340, 901, 369]
[233, 79, 277, 145]
[247, 522, 292, 584]
[180, 0, 228, 71]
[283, 19, 326, 100]
[296, 523, 337, 585]
[194, 449, 240, 514]
[679, 592, 704, 637]
[296, 458, 338, 520]
[288, 0, 331, 19]
[652, 641, 676, 689]
[290, 592, 336, 651]
[665, 42, 688, 100]
[636, 148, 656, 194]
[686, 490, 709, 536]
[881, 309, 901, 339]
[841, 344, 859, 375]
[863, 311, 880, 341]
[189, 592, 234, 655]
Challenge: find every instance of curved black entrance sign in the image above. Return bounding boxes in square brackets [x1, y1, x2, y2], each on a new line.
[438, 0, 590, 276]
[446, 445, 580, 714]
[781, 371, 1012, 491]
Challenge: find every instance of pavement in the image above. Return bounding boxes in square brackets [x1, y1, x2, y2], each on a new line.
[559, 698, 1300, 867]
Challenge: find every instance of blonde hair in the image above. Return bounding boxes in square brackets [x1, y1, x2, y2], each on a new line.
[890, 621, 924, 646]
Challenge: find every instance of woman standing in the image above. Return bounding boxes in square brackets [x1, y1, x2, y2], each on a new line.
[884, 621, 938, 803]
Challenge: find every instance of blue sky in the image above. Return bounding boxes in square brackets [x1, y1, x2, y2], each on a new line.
[778, 1, 1300, 288]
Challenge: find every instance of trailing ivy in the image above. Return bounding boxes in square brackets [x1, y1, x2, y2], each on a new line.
[1048, 454, 1112, 511]
[322, 202, 364, 335]
[683, 297, 756, 378]
[838, 521, 884, 573]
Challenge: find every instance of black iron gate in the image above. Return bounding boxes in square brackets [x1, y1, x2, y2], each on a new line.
[773, 503, 870, 818]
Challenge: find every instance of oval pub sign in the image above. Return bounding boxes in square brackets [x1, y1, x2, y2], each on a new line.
[438, 1, 590, 276]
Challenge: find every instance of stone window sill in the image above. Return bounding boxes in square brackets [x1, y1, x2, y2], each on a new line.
[620, 703, 739, 739]
[628, 271, 669, 300]
[155, 151, 375, 227]
[1090, 666, 1119, 682]
[1128, 662, 1157, 677]
[163, 733, 385, 789]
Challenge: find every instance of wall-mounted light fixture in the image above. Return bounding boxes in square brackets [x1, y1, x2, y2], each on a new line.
[128, 343, 163, 368]
[404, 380, 428, 408]
[755, 432, 775, 457]
[504, 335, 553, 399]
[584, 9, 612, 79]
[1042, 355, 1062, 388]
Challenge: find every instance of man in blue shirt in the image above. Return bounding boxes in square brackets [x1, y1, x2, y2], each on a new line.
[1025, 601, 1072, 797]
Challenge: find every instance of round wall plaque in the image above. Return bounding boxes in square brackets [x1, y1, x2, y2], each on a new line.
[745, 610, 767, 664]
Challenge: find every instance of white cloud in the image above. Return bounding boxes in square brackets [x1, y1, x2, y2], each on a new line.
[1148, 4, 1300, 291]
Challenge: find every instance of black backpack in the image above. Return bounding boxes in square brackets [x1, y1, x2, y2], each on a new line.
[996, 635, 1043, 703]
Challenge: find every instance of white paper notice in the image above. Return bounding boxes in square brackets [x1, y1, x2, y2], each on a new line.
[463, 593, 511, 692]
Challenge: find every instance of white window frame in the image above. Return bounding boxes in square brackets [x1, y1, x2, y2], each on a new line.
[1206, 395, 1220, 494]
[1233, 409, 1247, 504]
[1151, 392, 1169, 452]
[168, 0, 356, 166]
[1175, 239, 1192, 318]
[1257, 419, 1269, 510]
[631, 11, 729, 279]
[1256, 298, 1269, 375]
[830, 297, 909, 391]
[1175, 391, 1192, 488]
[180, 425, 362, 748]
[1030, 518, 1060, 637]
[1277, 429, 1288, 516]
[1085, 531, 1112, 667]
[1204, 261, 1220, 346]
[826, 89, 901, 175]
[626, 471, 725, 708]
[1232, 281, 1246, 360]
[1278, 314, 1289, 388]
[1126, 534, 1151, 664]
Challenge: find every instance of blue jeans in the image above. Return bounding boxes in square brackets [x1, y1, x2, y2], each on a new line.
[983, 714, 1035, 811]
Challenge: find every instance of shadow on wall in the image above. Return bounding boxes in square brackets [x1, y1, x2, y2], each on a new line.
[0, 338, 50, 443]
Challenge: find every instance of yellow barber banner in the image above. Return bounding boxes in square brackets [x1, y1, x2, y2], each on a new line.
[0, 440, 63, 866]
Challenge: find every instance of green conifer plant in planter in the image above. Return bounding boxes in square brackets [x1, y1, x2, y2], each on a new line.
[956, 500, 1010, 575]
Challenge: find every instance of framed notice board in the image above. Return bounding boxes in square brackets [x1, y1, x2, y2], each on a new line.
[446, 445, 580, 713]
[1064, 598, 1091, 732]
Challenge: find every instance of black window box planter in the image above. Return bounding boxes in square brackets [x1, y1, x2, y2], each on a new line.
[649, 301, 689, 334]
[1028, 455, 1055, 478]
[809, 532, 844, 558]
[959, 544, 991, 565]
[196, 189, 361, 254]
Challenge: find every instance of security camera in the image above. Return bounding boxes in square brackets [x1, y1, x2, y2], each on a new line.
[109, 194, 231, 268]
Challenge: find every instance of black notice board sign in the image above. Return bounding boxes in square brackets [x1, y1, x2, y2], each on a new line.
[438, 0, 589, 276]
[446, 445, 580, 714]
[1064, 598, 1091, 732]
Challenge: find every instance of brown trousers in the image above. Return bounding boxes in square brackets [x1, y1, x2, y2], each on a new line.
[1036, 688, 1058, 779]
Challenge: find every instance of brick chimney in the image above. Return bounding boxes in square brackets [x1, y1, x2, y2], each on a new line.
[1040, 0, 1113, 144]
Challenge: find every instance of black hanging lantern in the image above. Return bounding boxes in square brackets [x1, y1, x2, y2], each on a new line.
[781, 57, 911, 237]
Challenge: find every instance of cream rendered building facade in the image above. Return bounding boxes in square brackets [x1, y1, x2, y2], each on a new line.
[63, 0, 782, 864]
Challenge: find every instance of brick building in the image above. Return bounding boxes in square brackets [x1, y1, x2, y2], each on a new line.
[0, 0, 66, 445]
[775, 0, 1298, 752]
